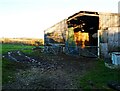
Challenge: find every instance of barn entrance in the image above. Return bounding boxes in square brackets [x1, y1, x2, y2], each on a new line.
[67, 12, 99, 57]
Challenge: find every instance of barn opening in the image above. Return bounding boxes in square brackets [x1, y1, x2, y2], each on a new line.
[67, 12, 99, 56]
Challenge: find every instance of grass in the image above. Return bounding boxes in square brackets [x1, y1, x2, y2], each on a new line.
[76, 59, 120, 89]
[2, 58, 30, 84]
[1, 43, 35, 84]
[2, 58, 18, 83]
[2, 43, 34, 54]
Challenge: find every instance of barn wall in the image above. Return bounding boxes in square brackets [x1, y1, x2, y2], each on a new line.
[99, 13, 120, 58]
[44, 19, 67, 45]
[99, 13, 120, 30]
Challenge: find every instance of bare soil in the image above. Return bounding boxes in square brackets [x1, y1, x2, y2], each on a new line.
[2, 50, 97, 90]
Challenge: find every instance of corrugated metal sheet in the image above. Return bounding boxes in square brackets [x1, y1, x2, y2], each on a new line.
[44, 19, 67, 45]
[99, 13, 120, 30]
[99, 13, 120, 54]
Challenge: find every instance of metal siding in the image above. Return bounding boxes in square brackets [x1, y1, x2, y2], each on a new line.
[44, 19, 67, 45]
[99, 13, 120, 30]
[99, 13, 120, 57]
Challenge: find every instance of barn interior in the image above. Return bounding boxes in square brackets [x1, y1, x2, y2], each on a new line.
[67, 11, 99, 48]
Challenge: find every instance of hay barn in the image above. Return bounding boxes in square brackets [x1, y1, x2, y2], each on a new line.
[44, 11, 120, 58]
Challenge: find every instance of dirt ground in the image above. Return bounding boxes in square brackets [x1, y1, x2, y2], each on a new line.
[2, 50, 97, 90]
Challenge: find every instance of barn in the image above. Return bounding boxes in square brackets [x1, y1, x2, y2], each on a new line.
[44, 11, 120, 58]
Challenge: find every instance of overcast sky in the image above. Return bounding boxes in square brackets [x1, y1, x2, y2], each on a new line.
[0, 0, 119, 39]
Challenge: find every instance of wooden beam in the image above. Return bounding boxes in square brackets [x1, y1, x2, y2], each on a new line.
[67, 13, 99, 21]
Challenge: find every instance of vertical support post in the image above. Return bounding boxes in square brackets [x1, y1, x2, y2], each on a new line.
[98, 30, 100, 58]
[44, 30, 45, 46]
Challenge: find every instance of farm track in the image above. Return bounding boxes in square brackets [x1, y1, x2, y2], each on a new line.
[2, 50, 96, 90]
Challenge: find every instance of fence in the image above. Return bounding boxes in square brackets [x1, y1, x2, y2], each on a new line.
[43, 45, 98, 58]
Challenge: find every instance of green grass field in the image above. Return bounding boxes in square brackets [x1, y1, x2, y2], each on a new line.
[76, 59, 120, 89]
[2, 43, 34, 54]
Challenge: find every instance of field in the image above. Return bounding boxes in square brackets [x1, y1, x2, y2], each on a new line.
[1, 43, 120, 90]
[77, 59, 120, 89]
[1, 43, 35, 84]
[2, 43, 34, 54]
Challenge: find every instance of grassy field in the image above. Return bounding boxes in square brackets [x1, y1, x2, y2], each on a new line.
[2, 43, 34, 54]
[1, 43, 35, 84]
[76, 59, 120, 89]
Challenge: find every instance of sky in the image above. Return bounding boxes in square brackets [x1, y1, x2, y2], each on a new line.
[0, 0, 119, 39]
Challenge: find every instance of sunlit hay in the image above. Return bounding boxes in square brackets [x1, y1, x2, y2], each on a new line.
[74, 31, 89, 48]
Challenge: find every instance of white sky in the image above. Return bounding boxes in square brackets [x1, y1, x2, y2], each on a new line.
[0, 0, 119, 39]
